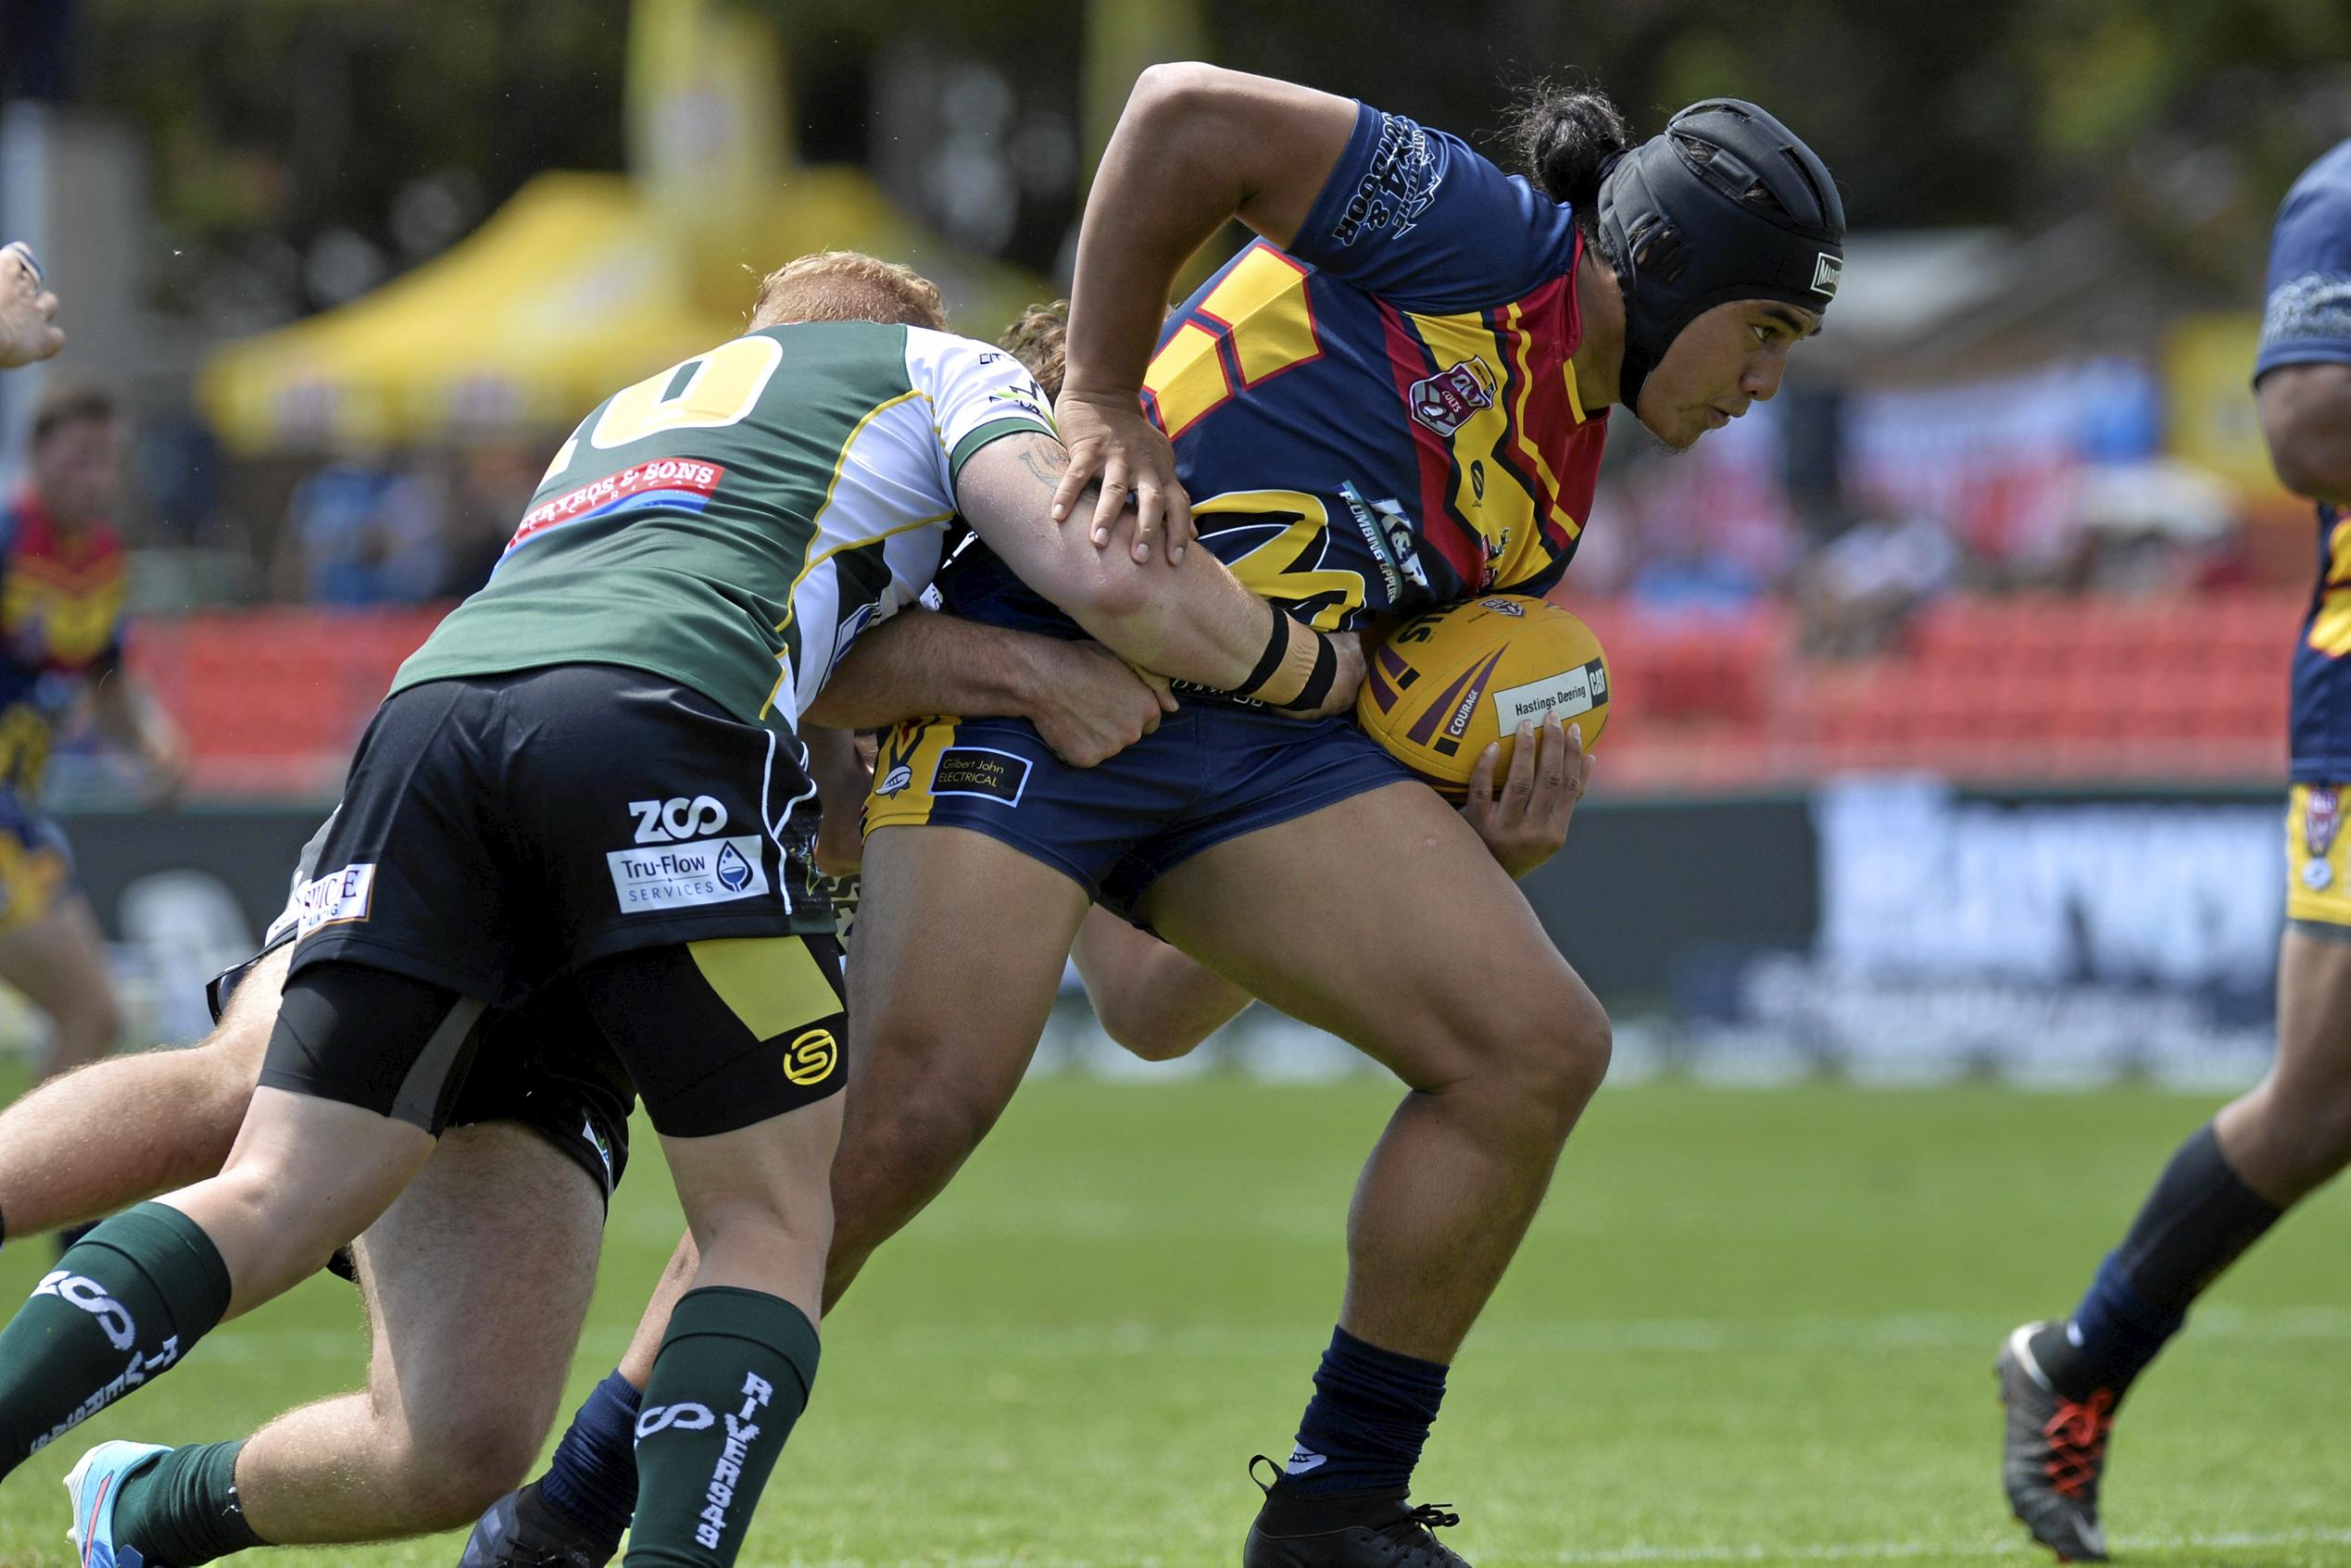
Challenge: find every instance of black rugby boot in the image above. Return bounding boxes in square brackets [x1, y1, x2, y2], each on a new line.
[1241, 1457, 1471, 1568]
[457, 1481, 615, 1568]
[1997, 1323, 2114, 1563]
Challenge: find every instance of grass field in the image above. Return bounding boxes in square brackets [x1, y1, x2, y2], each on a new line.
[0, 1076, 2345, 1567]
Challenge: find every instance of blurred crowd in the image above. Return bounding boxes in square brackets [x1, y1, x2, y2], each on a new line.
[32, 349, 2277, 659]
[1570, 355, 2264, 659]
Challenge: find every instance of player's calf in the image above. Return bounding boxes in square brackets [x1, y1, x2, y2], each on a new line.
[2217, 1074, 2351, 1203]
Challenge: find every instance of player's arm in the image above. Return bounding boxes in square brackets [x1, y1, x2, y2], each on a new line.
[1071, 906, 1252, 1061]
[956, 431, 1361, 718]
[2258, 364, 2351, 506]
[1054, 66, 1360, 558]
[0, 243, 63, 370]
[803, 606, 1174, 768]
[800, 725, 869, 876]
[87, 668, 188, 806]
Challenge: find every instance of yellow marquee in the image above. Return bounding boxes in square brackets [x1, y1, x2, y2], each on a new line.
[199, 167, 1051, 454]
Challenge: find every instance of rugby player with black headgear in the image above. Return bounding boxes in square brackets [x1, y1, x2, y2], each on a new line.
[1998, 136, 2351, 1565]
[626, 64, 1839, 1568]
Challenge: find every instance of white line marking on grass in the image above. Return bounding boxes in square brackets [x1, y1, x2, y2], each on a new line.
[1547, 1526, 2351, 1563]
[768, 1533, 2351, 1568]
[746, 1304, 2351, 1361]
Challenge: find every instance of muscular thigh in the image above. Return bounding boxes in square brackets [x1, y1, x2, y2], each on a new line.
[849, 824, 1088, 1086]
[1139, 782, 1597, 1087]
[824, 826, 1088, 1256]
[351, 1120, 603, 1433]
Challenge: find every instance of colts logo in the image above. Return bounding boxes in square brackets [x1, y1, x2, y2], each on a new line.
[783, 1026, 839, 1086]
[2305, 786, 2342, 892]
[1407, 358, 1496, 438]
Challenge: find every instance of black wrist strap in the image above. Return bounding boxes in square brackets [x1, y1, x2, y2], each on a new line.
[1276, 633, 1338, 713]
[1233, 600, 1293, 700]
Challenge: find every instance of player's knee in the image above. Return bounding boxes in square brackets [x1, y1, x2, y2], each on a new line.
[1097, 1003, 1208, 1062]
[858, 1081, 1001, 1185]
[1478, 984, 1611, 1136]
[1523, 989, 1612, 1118]
[833, 1075, 1008, 1251]
[2251, 1078, 2351, 1188]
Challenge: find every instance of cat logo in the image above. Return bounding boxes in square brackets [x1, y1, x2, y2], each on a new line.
[783, 1026, 839, 1085]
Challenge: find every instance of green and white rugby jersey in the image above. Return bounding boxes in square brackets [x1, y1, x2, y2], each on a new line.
[393, 320, 1055, 725]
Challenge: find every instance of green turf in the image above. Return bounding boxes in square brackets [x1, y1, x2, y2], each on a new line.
[1, 1076, 2345, 1567]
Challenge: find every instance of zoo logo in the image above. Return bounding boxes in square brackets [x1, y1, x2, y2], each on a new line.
[783, 1026, 839, 1086]
[33, 1271, 135, 1351]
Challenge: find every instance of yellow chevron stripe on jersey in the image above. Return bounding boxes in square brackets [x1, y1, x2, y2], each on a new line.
[1506, 299, 1588, 540]
[2311, 518, 2351, 658]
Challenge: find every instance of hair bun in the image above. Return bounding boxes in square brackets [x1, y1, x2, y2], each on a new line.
[1510, 85, 1630, 210]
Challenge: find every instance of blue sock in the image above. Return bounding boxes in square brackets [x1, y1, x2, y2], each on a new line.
[1278, 1326, 1447, 1498]
[2062, 1254, 2180, 1392]
[536, 1370, 641, 1545]
[2034, 1123, 2281, 1401]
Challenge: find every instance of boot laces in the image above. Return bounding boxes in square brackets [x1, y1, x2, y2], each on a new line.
[2041, 1388, 2115, 1500]
[1376, 1501, 1464, 1562]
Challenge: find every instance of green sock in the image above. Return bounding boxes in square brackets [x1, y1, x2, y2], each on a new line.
[625, 1286, 819, 1568]
[114, 1440, 264, 1567]
[0, 1201, 230, 1475]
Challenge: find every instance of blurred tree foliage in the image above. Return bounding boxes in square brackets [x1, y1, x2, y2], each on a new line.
[51, 0, 2351, 321]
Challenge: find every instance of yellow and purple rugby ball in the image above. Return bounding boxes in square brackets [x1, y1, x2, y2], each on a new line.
[1356, 596, 1611, 800]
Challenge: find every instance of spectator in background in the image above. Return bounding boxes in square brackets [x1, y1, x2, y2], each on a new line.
[437, 440, 546, 598]
[2056, 458, 2248, 597]
[1798, 508, 1961, 658]
[283, 446, 448, 605]
[0, 387, 186, 1137]
[0, 244, 62, 370]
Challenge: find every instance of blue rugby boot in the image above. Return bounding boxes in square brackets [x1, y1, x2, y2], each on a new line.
[64, 1440, 170, 1568]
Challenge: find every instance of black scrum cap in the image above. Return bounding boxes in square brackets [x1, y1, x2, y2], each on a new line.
[1593, 99, 1845, 408]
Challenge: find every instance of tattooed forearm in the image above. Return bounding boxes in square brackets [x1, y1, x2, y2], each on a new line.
[1014, 436, 1070, 489]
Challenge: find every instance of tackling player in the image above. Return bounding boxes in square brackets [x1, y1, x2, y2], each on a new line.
[0, 254, 1361, 1568]
[453, 265, 1604, 1555]
[1997, 137, 2351, 1564]
[0, 388, 186, 1118]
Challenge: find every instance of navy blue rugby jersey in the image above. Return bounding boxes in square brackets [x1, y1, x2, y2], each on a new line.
[941, 101, 1614, 640]
[2257, 138, 2351, 779]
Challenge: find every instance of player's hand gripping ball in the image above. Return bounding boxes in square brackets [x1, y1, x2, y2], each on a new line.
[1356, 596, 1610, 800]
